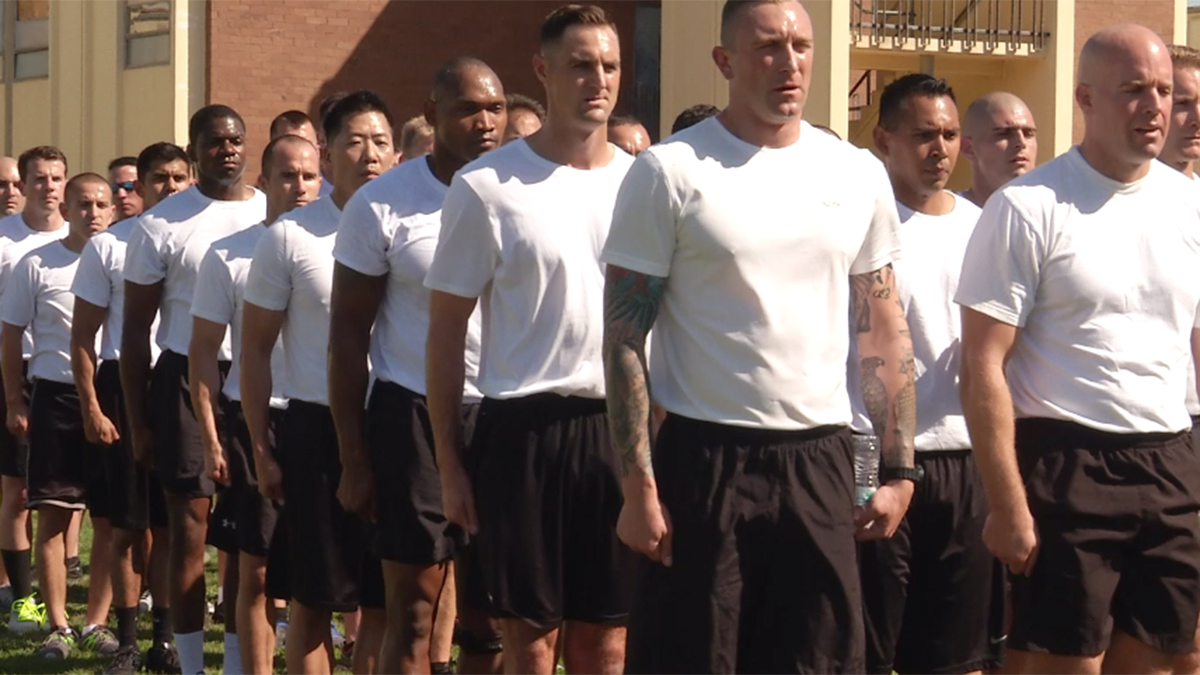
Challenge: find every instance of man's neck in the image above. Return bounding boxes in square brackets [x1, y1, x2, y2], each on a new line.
[1164, 156, 1195, 177]
[1078, 139, 1150, 184]
[525, 117, 613, 170]
[895, 184, 956, 216]
[197, 178, 251, 202]
[61, 231, 87, 254]
[20, 206, 63, 233]
[428, 149, 465, 187]
[716, 104, 802, 149]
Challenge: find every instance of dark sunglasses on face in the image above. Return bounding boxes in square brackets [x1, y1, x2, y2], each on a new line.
[112, 181, 136, 193]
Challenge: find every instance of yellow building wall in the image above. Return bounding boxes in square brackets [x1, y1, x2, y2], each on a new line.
[659, 0, 726, 140]
[1189, 8, 1200, 48]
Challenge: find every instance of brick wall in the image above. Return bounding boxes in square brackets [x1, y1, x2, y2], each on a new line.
[207, 0, 643, 183]
[1071, 0, 1176, 143]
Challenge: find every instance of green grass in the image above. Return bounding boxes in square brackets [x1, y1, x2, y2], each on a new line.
[0, 514, 296, 674]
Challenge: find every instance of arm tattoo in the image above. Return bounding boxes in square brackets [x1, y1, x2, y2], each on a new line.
[859, 356, 889, 437]
[603, 266, 666, 477]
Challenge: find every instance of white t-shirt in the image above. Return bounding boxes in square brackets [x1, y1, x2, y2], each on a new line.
[848, 194, 980, 449]
[0, 213, 68, 358]
[0, 241, 91, 384]
[71, 218, 162, 363]
[244, 197, 341, 406]
[190, 223, 287, 407]
[425, 140, 634, 399]
[334, 159, 483, 401]
[602, 119, 903, 430]
[123, 186, 266, 358]
[956, 147, 1200, 434]
[1187, 172, 1200, 417]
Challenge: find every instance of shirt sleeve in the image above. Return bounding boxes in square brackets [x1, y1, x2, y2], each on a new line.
[601, 150, 678, 278]
[123, 217, 169, 285]
[190, 248, 236, 325]
[333, 188, 389, 277]
[71, 238, 112, 309]
[244, 221, 292, 312]
[424, 175, 499, 298]
[1, 254, 38, 328]
[850, 153, 903, 275]
[953, 193, 1042, 327]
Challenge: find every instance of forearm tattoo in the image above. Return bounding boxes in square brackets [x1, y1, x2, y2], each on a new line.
[603, 267, 666, 477]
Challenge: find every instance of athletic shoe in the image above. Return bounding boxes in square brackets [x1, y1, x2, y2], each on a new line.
[330, 621, 345, 649]
[0, 584, 13, 612]
[66, 556, 83, 581]
[138, 589, 153, 613]
[212, 600, 225, 624]
[104, 644, 143, 674]
[82, 625, 120, 655]
[275, 621, 288, 650]
[146, 641, 182, 674]
[36, 626, 75, 658]
[8, 594, 46, 633]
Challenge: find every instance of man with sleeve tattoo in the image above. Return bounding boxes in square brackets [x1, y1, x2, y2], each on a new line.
[601, 1, 915, 673]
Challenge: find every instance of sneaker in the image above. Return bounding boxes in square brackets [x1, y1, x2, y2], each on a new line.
[138, 589, 153, 613]
[8, 594, 46, 633]
[66, 555, 83, 581]
[330, 621, 345, 649]
[212, 600, 225, 624]
[36, 626, 75, 658]
[0, 584, 12, 612]
[82, 625, 120, 655]
[275, 620, 288, 650]
[104, 644, 143, 674]
[146, 641, 182, 674]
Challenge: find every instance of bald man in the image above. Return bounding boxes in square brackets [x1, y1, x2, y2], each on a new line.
[0, 158, 23, 216]
[607, 115, 650, 156]
[960, 92, 1037, 207]
[958, 24, 1200, 674]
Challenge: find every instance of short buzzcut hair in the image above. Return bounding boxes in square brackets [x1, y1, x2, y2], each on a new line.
[136, 142, 190, 183]
[507, 93, 546, 121]
[720, 0, 788, 46]
[607, 114, 642, 129]
[431, 56, 494, 103]
[539, 4, 616, 48]
[400, 116, 434, 157]
[107, 156, 137, 173]
[64, 172, 110, 203]
[671, 104, 720, 134]
[261, 134, 317, 176]
[878, 73, 957, 131]
[189, 104, 244, 147]
[323, 90, 394, 145]
[18, 146, 68, 183]
[270, 110, 315, 139]
[1170, 44, 1200, 71]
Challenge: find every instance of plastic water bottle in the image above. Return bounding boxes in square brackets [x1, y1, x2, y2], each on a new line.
[852, 434, 881, 506]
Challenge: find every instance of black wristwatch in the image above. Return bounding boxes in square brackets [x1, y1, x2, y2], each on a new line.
[880, 465, 925, 485]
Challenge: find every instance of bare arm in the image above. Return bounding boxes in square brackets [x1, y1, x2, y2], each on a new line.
[120, 280, 163, 464]
[189, 317, 229, 486]
[1, 322, 27, 436]
[71, 298, 119, 446]
[241, 302, 285, 501]
[427, 290, 478, 534]
[328, 262, 387, 520]
[851, 264, 916, 540]
[602, 265, 671, 563]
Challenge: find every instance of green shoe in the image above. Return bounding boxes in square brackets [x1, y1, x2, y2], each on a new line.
[36, 626, 75, 658]
[7, 594, 46, 634]
[81, 625, 120, 655]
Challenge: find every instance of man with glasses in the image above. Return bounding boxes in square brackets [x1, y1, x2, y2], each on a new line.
[107, 158, 143, 224]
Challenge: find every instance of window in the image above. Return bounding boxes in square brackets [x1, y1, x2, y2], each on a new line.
[14, 0, 49, 80]
[125, 0, 170, 68]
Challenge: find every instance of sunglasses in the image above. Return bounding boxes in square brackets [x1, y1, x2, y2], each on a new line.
[112, 181, 136, 193]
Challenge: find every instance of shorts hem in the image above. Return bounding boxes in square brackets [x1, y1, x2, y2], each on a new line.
[27, 498, 85, 511]
[1114, 618, 1197, 656]
[896, 655, 1004, 675]
[1008, 638, 1105, 658]
[376, 546, 454, 567]
[292, 596, 361, 614]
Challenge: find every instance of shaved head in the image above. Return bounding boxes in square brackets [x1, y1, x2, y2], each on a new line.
[960, 91, 1037, 205]
[964, 92, 1032, 138]
[0, 156, 22, 216]
[431, 57, 500, 104]
[1078, 24, 1168, 87]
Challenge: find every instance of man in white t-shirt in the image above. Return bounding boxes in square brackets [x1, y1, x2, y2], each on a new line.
[330, 58, 506, 675]
[960, 92, 1038, 208]
[243, 91, 394, 675]
[601, 2, 915, 672]
[190, 134, 319, 675]
[957, 25, 1200, 673]
[848, 73, 1003, 675]
[70, 142, 192, 675]
[108, 157, 143, 224]
[0, 157, 24, 217]
[0, 173, 115, 658]
[0, 146, 69, 634]
[425, 7, 638, 674]
[121, 105, 266, 675]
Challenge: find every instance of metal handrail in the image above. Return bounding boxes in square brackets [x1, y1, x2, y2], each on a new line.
[851, 0, 1050, 53]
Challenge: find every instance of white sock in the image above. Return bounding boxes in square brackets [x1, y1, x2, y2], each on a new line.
[223, 632, 242, 675]
[175, 630, 204, 675]
[216, 586, 224, 605]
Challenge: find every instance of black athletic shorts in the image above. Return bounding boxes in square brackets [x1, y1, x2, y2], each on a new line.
[279, 399, 384, 611]
[98, 360, 167, 530]
[860, 449, 1006, 674]
[451, 403, 493, 615]
[208, 400, 282, 557]
[369, 380, 459, 565]
[626, 414, 864, 674]
[26, 379, 97, 510]
[148, 350, 226, 498]
[472, 394, 637, 629]
[0, 359, 30, 478]
[1011, 417, 1200, 657]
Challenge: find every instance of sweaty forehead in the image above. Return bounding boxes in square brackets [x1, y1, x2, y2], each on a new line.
[202, 116, 246, 139]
